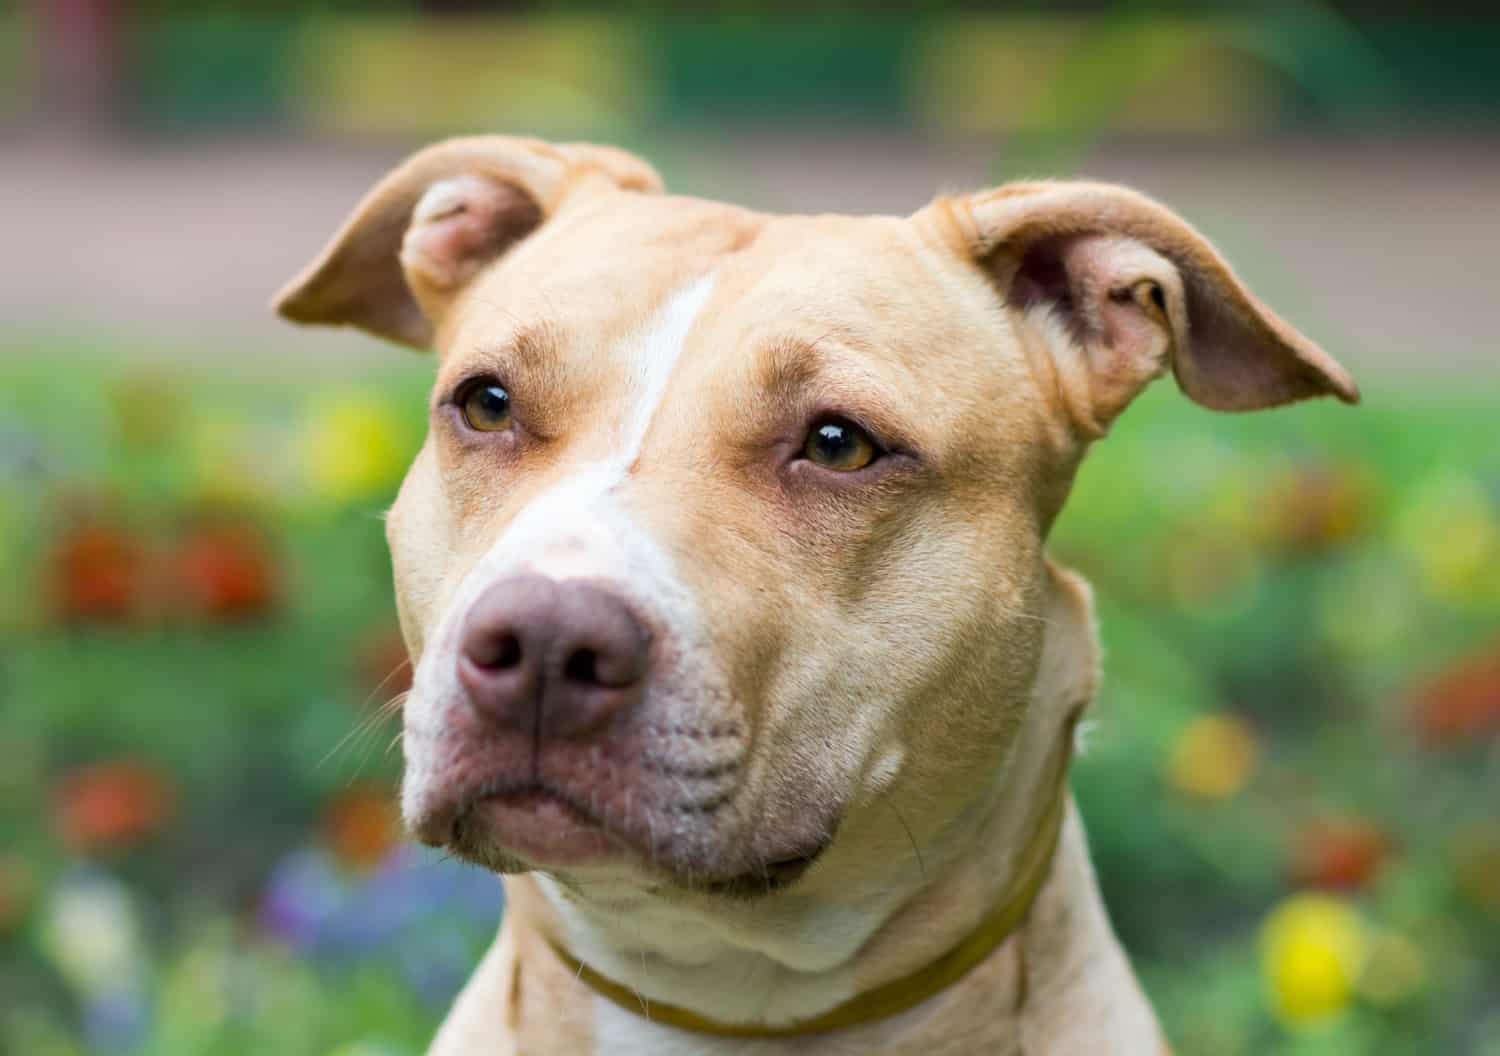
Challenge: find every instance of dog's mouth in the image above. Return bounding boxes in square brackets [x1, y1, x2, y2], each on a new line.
[450, 781, 620, 870]
[443, 779, 832, 897]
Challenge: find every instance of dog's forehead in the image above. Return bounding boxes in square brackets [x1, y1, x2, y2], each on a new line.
[441, 194, 963, 373]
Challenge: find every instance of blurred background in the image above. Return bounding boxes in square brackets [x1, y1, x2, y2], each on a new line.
[2, 2, 1497, 1053]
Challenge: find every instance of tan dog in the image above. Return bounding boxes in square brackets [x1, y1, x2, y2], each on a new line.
[275, 136, 1356, 1054]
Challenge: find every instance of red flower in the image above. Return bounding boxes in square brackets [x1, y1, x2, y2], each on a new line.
[1292, 818, 1392, 892]
[50, 524, 143, 625]
[170, 519, 279, 621]
[1411, 643, 1500, 746]
[54, 761, 176, 852]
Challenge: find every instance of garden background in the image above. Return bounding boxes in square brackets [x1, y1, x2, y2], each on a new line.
[2, 2, 1498, 1053]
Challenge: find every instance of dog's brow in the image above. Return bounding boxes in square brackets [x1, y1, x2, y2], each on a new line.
[474, 322, 559, 375]
[756, 337, 841, 402]
[454, 321, 576, 419]
[754, 336, 921, 454]
[437, 321, 574, 436]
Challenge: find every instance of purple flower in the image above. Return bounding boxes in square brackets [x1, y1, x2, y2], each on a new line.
[257, 848, 346, 953]
[257, 844, 503, 967]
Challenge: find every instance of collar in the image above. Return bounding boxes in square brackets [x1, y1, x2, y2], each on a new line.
[542, 727, 1075, 1039]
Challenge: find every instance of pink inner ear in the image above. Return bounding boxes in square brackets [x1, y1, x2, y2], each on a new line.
[1011, 231, 1358, 414]
[402, 177, 544, 293]
[968, 180, 1358, 412]
[1012, 234, 1178, 430]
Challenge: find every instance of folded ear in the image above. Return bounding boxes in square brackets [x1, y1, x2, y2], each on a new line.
[953, 181, 1357, 435]
[272, 136, 663, 349]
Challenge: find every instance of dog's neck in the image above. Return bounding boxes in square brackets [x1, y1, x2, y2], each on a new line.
[442, 798, 1161, 1055]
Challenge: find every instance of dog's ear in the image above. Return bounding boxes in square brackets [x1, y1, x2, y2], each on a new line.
[947, 181, 1357, 436]
[273, 137, 663, 349]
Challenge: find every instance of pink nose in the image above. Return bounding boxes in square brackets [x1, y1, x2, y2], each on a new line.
[457, 575, 650, 741]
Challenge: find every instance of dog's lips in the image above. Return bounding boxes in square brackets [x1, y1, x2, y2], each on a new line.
[425, 773, 838, 896]
[454, 785, 621, 868]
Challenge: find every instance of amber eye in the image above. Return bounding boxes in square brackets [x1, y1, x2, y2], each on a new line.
[802, 418, 879, 472]
[458, 380, 513, 432]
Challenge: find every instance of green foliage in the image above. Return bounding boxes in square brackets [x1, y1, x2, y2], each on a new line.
[1, 348, 1496, 1053]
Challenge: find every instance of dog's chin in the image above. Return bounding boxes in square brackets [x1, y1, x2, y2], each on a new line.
[450, 787, 623, 871]
[444, 785, 834, 899]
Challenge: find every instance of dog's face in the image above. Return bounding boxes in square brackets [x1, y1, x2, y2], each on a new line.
[278, 137, 1355, 899]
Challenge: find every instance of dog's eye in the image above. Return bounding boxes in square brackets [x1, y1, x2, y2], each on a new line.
[457, 379, 513, 432]
[802, 418, 879, 472]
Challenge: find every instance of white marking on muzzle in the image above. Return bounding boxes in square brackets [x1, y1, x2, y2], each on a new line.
[402, 273, 719, 823]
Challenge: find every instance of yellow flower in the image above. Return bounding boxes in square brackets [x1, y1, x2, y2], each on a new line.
[187, 417, 281, 509]
[303, 393, 414, 505]
[1394, 475, 1500, 605]
[1166, 713, 1259, 801]
[1260, 893, 1367, 1030]
[1357, 930, 1426, 1007]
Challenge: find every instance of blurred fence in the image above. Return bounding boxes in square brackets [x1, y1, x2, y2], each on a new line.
[9, 7, 1500, 138]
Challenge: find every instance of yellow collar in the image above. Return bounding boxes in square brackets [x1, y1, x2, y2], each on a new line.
[543, 733, 1074, 1039]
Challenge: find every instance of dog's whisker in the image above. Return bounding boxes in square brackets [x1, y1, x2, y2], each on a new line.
[316, 685, 412, 772]
[329, 689, 412, 768]
[316, 711, 384, 772]
[882, 790, 927, 885]
[358, 659, 415, 716]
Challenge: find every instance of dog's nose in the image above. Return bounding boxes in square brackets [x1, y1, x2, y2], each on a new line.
[457, 575, 650, 740]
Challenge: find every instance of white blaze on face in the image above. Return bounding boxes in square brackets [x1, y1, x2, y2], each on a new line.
[401, 274, 718, 821]
[621, 273, 718, 468]
[469, 269, 717, 594]
[477, 271, 717, 583]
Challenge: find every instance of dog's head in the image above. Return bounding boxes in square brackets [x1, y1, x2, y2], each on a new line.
[277, 136, 1355, 900]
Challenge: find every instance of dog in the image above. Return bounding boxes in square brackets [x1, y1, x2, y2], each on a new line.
[275, 136, 1357, 1054]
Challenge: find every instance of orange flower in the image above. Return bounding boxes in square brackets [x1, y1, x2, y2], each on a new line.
[323, 784, 402, 871]
[1410, 642, 1500, 746]
[1291, 818, 1392, 892]
[170, 518, 280, 622]
[54, 761, 176, 852]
